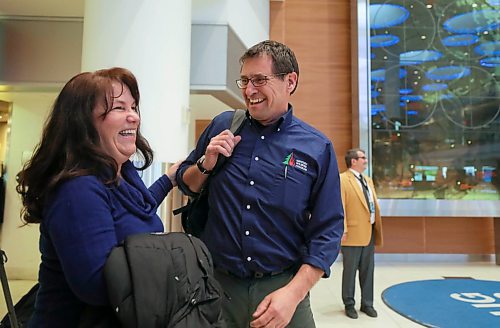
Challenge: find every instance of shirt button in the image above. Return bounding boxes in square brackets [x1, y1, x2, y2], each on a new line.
[246, 257, 252, 262]
[246, 204, 251, 210]
[250, 180, 254, 186]
[261, 136, 265, 140]
[277, 128, 281, 132]
[245, 230, 250, 236]
[255, 156, 259, 161]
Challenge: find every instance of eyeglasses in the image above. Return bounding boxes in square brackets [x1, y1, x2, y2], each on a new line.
[355, 156, 367, 160]
[236, 73, 288, 89]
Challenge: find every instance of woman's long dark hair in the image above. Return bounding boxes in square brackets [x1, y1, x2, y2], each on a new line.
[16, 67, 154, 224]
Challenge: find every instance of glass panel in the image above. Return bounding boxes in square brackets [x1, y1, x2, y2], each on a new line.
[369, 0, 500, 200]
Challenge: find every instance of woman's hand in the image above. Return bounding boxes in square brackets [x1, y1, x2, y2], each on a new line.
[167, 160, 183, 186]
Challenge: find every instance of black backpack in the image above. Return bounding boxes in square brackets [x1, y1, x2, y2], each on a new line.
[174, 109, 246, 237]
[104, 232, 225, 328]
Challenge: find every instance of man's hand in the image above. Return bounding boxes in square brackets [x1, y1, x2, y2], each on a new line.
[203, 129, 242, 171]
[180, 129, 242, 193]
[250, 286, 301, 328]
[250, 264, 323, 328]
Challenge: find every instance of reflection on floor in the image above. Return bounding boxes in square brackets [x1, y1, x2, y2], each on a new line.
[1, 259, 498, 327]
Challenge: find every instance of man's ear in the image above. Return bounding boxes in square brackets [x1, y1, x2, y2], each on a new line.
[287, 72, 298, 93]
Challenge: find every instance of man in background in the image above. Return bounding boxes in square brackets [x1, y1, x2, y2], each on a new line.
[340, 148, 383, 319]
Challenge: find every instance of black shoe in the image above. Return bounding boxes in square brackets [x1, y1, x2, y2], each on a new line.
[360, 306, 378, 317]
[345, 306, 358, 319]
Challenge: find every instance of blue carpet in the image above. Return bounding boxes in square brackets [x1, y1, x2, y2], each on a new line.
[382, 279, 500, 328]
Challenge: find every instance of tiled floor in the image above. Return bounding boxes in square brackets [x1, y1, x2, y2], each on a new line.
[312, 258, 499, 328]
[1, 259, 498, 327]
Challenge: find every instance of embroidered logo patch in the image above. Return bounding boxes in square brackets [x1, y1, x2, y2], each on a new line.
[283, 152, 308, 172]
[283, 153, 295, 166]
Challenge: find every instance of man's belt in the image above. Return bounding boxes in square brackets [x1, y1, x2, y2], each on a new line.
[216, 266, 295, 279]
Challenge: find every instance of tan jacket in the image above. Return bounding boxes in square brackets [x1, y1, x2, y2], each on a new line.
[340, 170, 383, 247]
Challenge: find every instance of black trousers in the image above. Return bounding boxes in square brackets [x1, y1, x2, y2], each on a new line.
[341, 227, 375, 308]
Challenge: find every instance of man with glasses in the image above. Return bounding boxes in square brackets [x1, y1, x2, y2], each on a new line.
[340, 148, 383, 319]
[176, 40, 344, 327]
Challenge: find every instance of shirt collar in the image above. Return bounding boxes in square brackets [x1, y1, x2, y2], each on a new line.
[349, 168, 362, 179]
[247, 103, 294, 132]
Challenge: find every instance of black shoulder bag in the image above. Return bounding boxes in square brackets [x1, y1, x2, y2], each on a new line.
[173, 109, 246, 238]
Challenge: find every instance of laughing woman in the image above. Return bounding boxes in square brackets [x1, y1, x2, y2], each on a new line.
[16, 67, 179, 327]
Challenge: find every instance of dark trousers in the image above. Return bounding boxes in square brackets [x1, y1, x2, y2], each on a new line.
[341, 228, 375, 308]
[214, 270, 316, 328]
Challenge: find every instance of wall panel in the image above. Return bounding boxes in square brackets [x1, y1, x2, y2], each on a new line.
[425, 217, 494, 254]
[377, 217, 494, 254]
[270, 0, 352, 170]
[376, 217, 426, 253]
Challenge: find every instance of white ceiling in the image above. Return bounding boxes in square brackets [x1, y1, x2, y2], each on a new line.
[0, 0, 84, 17]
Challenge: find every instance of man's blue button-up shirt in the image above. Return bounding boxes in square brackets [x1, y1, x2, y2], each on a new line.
[177, 106, 344, 278]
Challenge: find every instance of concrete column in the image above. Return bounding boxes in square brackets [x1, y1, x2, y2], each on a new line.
[192, 0, 269, 48]
[82, 0, 191, 163]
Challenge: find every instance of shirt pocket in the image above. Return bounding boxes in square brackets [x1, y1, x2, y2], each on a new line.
[270, 164, 313, 214]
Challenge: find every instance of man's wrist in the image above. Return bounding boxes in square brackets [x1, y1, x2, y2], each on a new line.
[196, 155, 212, 175]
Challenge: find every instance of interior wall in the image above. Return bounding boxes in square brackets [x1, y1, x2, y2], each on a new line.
[0, 18, 82, 83]
[377, 217, 495, 254]
[270, 0, 352, 171]
[0, 92, 55, 279]
[0, 123, 8, 164]
[269, 0, 495, 255]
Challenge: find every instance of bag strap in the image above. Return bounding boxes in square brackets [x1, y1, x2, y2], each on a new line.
[173, 109, 247, 216]
[209, 109, 246, 177]
[0, 250, 20, 328]
[229, 109, 246, 135]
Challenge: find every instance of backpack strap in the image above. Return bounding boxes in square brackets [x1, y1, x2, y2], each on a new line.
[173, 110, 247, 228]
[230, 109, 246, 135]
[210, 109, 246, 176]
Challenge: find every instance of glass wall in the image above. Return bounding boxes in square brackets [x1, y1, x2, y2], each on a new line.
[369, 0, 499, 201]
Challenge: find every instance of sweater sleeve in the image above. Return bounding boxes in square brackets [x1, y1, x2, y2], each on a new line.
[44, 176, 117, 305]
[148, 174, 173, 205]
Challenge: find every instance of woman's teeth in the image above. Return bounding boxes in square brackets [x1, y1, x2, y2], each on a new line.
[119, 129, 136, 136]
